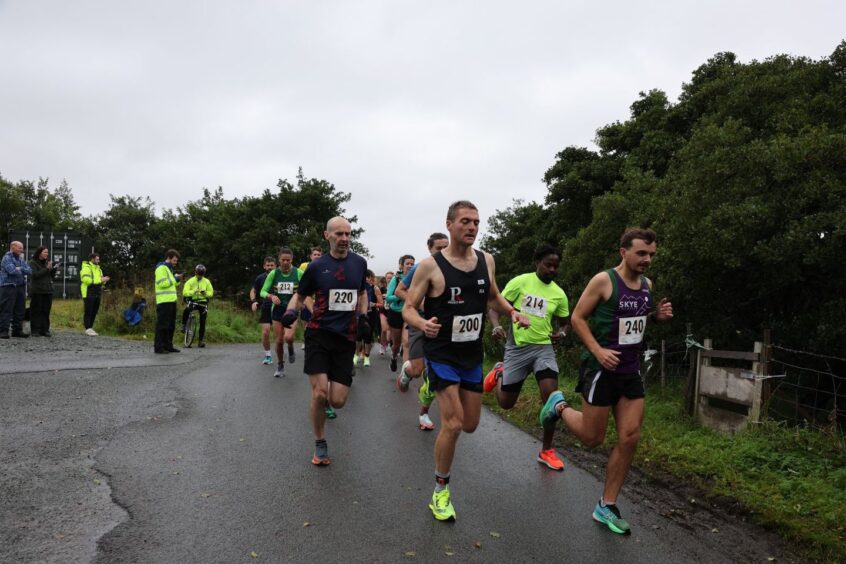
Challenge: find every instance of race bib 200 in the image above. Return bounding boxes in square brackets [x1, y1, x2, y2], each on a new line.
[452, 313, 482, 343]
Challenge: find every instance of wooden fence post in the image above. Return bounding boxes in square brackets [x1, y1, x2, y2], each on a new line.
[685, 323, 696, 415]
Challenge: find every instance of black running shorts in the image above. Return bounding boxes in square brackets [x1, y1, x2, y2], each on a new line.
[304, 328, 356, 386]
[387, 309, 404, 330]
[577, 360, 645, 407]
[259, 302, 272, 324]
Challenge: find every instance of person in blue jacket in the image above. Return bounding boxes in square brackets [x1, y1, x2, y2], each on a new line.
[0, 241, 33, 338]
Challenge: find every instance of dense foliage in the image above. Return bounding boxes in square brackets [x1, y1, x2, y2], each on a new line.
[483, 42, 846, 353]
[0, 168, 365, 296]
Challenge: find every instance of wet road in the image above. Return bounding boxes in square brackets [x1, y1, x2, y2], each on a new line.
[1, 335, 785, 562]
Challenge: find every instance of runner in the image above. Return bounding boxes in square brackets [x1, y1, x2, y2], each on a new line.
[353, 270, 383, 368]
[483, 244, 571, 470]
[260, 247, 303, 377]
[378, 272, 393, 356]
[279, 217, 369, 466]
[403, 201, 529, 521]
[394, 232, 449, 431]
[385, 255, 415, 372]
[538, 228, 673, 534]
[250, 256, 276, 365]
[298, 247, 322, 348]
[298, 246, 335, 418]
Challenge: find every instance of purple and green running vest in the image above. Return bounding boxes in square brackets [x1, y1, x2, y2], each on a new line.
[581, 269, 652, 374]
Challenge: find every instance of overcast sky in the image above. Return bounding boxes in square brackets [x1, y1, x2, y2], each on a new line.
[1, 1, 843, 275]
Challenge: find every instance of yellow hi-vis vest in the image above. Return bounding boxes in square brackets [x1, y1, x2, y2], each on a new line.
[155, 263, 179, 304]
[80, 261, 103, 298]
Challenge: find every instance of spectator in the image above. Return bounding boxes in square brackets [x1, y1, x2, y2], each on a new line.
[0, 241, 33, 338]
[28, 246, 59, 337]
[80, 253, 110, 336]
[181, 264, 214, 348]
[154, 249, 183, 354]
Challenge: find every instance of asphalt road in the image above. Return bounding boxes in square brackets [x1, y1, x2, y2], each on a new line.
[1, 334, 787, 563]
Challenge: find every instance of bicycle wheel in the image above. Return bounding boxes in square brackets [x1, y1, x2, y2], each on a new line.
[184, 312, 197, 347]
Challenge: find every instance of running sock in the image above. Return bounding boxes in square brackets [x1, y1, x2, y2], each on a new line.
[434, 472, 450, 492]
[264, 350, 271, 355]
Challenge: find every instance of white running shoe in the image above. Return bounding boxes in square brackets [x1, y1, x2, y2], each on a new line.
[85, 328, 98, 336]
[419, 413, 435, 431]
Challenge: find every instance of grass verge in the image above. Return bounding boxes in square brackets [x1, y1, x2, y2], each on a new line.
[48, 289, 266, 344]
[482, 360, 846, 561]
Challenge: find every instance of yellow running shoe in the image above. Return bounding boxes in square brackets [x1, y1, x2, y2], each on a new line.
[429, 488, 456, 521]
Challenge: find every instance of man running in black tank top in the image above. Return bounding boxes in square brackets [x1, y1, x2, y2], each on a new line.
[404, 200, 530, 521]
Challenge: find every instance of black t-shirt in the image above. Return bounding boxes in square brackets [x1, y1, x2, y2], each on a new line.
[297, 252, 368, 341]
[253, 272, 272, 309]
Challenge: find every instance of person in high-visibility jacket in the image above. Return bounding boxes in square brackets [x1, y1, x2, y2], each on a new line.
[182, 264, 214, 348]
[154, 249, 183, 353]
[80, 253, 110, 336]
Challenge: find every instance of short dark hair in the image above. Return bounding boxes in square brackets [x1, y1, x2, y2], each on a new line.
[620, 228, 657, 249]
[263, 256, 276, 264]
[311, 246, 322, 253]
[277, 247, 293, 258]
[446, 200, 478, 221]
[427, 232, 448, 249]
[533, 244, 561, 263]
[398, 254, 415, 269]
[165, 249, 180, 260]
[32, 246, 48, 261]
[88, 252, 100, 261]
[366, 269, 374, 278]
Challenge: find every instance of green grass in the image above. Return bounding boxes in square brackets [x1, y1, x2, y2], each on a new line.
[49, 288, 266, 344]
[482, 359, 846, 561]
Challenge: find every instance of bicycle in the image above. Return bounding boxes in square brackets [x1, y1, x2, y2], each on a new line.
[183, 299, 209, 348]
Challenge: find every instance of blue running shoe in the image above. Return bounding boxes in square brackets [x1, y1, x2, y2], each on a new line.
[538, 390, 566, 429]
[592, 502, 631, 535]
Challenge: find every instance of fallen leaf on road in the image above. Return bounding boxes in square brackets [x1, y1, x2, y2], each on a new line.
[239, 438, 246, 442]
[489, 532, 500, 538]
[404, 551, 416, 557]
[445, 551, 454, 557]
[93, 479, 101, 485]
[249, 550, 258, 558]
[711, 528, 718, 533]
[303, 522, 312, 527]
[474, 542, 481, 549]
[201, 493, 211, 498]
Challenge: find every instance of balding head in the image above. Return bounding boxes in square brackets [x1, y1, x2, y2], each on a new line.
[326, 216, 351, 232]
[10, 241, 23, 255]
[324, 216, 352, 258]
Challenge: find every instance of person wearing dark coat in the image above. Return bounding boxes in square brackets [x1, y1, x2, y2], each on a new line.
[28, 246, 58, 337]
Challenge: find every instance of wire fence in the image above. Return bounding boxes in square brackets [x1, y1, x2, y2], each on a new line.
[640, 333, 845, 434]
[767, 345, 845, 432]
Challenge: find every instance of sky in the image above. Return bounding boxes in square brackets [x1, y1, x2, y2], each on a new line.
[1, 1, 844, 275]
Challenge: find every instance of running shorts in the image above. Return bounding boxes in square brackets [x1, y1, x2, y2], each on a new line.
[407, 325, 424, 360]
[271, 303, 293, 323]
[387, 309, 404, 330]
[304, 328, 356, 387]
[259, 302, 272, 324]
[427, 360, 483, 393]
[576, 360, 644, 407]
[366, 309, 380, 343]
[500, 343, 559, 393]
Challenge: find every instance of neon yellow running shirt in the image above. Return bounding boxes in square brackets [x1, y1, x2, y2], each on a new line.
[501, 272, 569, 346]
